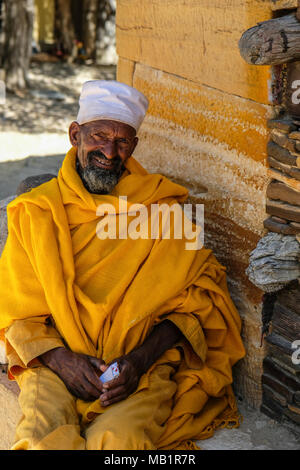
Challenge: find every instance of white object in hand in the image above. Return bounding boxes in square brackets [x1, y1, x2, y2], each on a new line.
[100, 362, 120, 383]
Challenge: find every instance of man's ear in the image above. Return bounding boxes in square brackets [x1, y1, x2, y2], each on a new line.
[132, 136, 139, 154]
[69, 121, 81, 147]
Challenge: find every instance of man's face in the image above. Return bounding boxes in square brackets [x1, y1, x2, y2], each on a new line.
[69, 119, 138, 194]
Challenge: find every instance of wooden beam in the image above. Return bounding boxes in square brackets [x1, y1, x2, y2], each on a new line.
[239, 13, 300, 65]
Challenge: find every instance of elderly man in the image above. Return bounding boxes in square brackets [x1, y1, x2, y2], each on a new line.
[0, 81, 245, 450]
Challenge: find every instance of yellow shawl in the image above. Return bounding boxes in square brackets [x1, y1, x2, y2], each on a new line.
[0, 147, 245, 449]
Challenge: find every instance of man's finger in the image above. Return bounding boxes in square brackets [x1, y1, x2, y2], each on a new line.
[102, 364, 129, 389]
[100, 386, 129, 406]
[101, 393, 128, 407]
[100, 383, 126, 402]
[73, 376, 102, 400]
[87, 356, 107, 372]
[84, 368, 104, 394]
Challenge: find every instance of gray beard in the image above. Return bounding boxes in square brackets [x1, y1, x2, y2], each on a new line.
[76, 152, 125, 194]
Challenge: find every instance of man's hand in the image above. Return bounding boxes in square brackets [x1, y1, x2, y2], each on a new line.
[100, 320, 182, 407]
[100, 351, 144, 407]
[39, 347, 107, 402]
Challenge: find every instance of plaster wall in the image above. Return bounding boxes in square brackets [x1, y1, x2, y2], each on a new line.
[116, 0, 276, 407]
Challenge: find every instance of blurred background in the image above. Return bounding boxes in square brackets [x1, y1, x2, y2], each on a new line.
[0, 0, 117, 199]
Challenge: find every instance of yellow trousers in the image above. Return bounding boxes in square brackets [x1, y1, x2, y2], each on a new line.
[12, 365, 177, 450]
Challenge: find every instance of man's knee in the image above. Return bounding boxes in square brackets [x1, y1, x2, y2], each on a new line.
[85, 413, 155, 450]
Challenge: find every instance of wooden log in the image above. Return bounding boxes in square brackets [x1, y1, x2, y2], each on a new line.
[266, 331, 295, 355]
[239, 13, 300, 66]
[267, 180, 300, 205]
[263, 371, 298, 401]
[294, 391, 300, 405]
[267, 141, 298, 166]
[266, 198, 300, 221]
[262, 392, 285, 420]
[264, 216, 300, 235]
[276, 282, 300, 314]
[290, 221, 300, 230]
[289, 130, 300, 140]
[267, 118, 297, 133]
[262, 383, 287, 407]
[260, 403, 283, 422]
[272, 302, 300, 342]
[267, 168, 300, 192]
[272, 215, 289, 224]
[284, 405, 300, 423]
[263, 357, 300, 390]
[268, 156, 300, 180]
[266, 340, 300, 374]
[270, 129, 296, 152]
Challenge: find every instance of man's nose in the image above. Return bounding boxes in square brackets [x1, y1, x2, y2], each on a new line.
[101, 141, 118, 159]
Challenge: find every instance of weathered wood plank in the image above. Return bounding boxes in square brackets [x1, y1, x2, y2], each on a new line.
[262, 372, 297, 401]
[268, 156, 300, 180]
[263, 357, 300, 390]
[262, 392, 285, 420]
[266, 331, 295, 354]
[268, 141, 298, 166]
[266, 198, 300, 221]
[284, 405, 300, 423]
[263, 216, 300, 234]
[270, 129, 296, 153]
[272, 303, 300, 341]
[267, 180, 300, 205]
[260, 403, 283, 422]
[267, 118, 297, 133]
[239, 13, 300, 65]
[276, 283, 300, 314]
[267, 341, 300, 374]
[262, 383, 287, 407]
[267, 168, 300, 191]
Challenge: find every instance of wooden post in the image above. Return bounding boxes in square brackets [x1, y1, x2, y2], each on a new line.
[297, 0, 300, 22]
[239, 13, 300, 65]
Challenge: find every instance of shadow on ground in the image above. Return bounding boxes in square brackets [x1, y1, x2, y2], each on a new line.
[0, 154, 64, 199]
[1, 62, 116, 135]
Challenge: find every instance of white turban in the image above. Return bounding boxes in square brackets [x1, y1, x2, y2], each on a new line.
[76, 80, 149, 132]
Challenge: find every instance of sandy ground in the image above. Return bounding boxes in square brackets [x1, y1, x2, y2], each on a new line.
[0, 61, 299, 450]
[0, 61, 116, 198]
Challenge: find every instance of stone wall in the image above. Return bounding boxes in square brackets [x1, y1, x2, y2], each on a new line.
[115, 0, 283, 408]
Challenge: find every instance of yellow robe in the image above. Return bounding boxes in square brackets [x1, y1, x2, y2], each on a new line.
[0, 147, 245, 449]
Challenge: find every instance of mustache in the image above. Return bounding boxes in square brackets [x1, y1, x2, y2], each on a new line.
[87, 150, 122, 167]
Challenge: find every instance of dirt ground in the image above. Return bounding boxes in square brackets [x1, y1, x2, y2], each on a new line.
[0, 61, 116, 199]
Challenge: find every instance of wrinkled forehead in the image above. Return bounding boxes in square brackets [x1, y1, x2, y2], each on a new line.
[80, 119, 137, 138]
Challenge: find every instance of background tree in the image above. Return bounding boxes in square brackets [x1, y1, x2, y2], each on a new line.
[2, 0, 34, 92]
[82, 0, 98, 59]
[54, 0, 76, 60]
